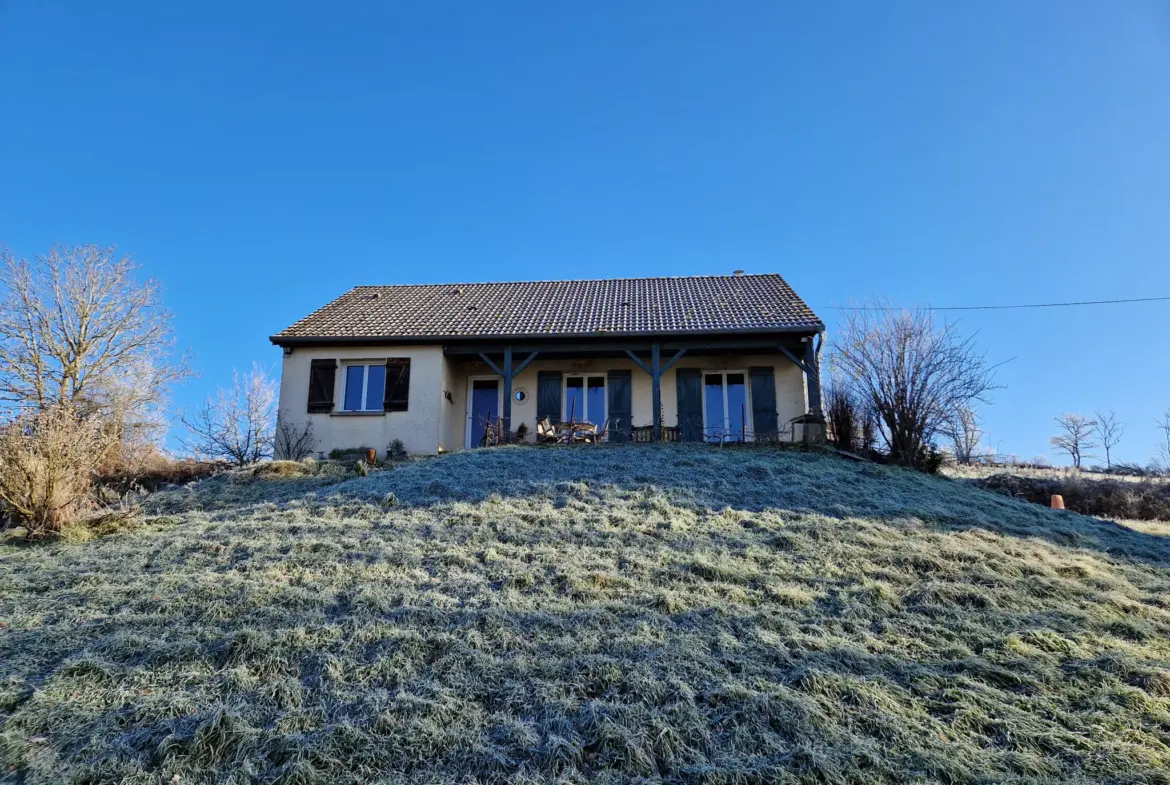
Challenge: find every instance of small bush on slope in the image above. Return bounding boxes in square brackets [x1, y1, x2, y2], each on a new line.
[1, 446, 1169, 784]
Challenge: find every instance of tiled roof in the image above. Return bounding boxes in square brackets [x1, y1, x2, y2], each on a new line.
[271, 274, 822, 343]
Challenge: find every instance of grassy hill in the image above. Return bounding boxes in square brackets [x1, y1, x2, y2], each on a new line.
[2, 446, 1170, 784]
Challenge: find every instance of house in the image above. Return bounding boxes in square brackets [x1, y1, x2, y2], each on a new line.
[269, 273, 825, 456]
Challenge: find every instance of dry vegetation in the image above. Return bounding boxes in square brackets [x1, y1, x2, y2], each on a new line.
[974, 473, 1170, 523]
[3, 446, 1170, 784]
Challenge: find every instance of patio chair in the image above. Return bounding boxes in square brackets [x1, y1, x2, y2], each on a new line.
[536, 417, 558, 444]
[570, 423, 596, 444]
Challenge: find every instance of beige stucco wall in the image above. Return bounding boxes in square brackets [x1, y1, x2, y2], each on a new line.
[438, 354, 464, 453]
[276, 345, 810, 455]
[275, 345, 445, 457]
[442, 353, 807, 449]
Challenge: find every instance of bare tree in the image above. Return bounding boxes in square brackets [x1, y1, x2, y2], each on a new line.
[1155, 410, 1170, 471]
[0, 246, 189, 445]
[831, 301, 999, 469]
[180, 364, 276, 466]
[1050, 413, 1098, 469]
[940, 406, 983, 464]
[274, 410, 316, 461]
[1093, 409, 1124, 470]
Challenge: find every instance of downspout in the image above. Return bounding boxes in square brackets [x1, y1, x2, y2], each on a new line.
[804, 331, 825, 419]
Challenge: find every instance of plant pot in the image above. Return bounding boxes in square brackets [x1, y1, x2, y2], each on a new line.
[366, 448, 377, 465]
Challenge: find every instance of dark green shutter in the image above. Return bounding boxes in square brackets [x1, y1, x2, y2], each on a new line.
[307, 359, 337, 413]
[676, 368, 702, 442]
[749, 367, 779, 440]
[384, 358, 410, 412]
[537, 371, 562, 422]
[607, 370, 632, 441]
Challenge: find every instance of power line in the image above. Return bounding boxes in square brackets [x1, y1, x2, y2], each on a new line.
[830, 295, 1170, 312]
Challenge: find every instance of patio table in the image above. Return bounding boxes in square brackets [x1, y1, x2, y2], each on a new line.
[558, 422, 598, 443]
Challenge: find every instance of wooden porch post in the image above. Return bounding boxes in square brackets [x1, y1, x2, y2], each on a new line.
[502, 346, 513, 437]
[804, 337, 823, 418]
[478, 347, 539, 442]
[651, 342, 662, 441]
[625, 343, 685, 442]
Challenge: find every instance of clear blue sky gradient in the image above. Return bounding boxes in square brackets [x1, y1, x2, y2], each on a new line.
[2, 2, 1168, 464]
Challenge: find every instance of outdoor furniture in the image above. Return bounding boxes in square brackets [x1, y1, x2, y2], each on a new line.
[536, 417, 558, 443]
[561, 422, 596, 443]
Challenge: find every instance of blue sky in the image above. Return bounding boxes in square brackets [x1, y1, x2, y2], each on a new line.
[2, 2, 1168, 464]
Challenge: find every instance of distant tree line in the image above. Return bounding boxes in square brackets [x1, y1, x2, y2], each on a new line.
[1047, 409, 1170, 474]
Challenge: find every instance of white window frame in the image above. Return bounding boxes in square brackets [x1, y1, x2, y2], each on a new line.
[340, 362, 385, 412]
[563, 374, 607, 423]
[700, 370, 752, 443]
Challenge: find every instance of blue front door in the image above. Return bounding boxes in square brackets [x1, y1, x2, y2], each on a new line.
[469, 379, 499, 447]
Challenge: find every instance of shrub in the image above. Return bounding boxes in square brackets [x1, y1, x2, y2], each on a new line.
[274, 413, 315, 460]
[1110, 462, 1148, 477]
[917, 444, 947, 475]
[251, 460, 313, 479]
[514, 423, 530, 443]
[977, 473, 1170, 521]
[330, 446, 372, 460]
[97, 459, 224, 494]
[0, 406, 116, 539]
[354, 460, 369, 477]
[387, 439, 407, 460]
[825, 384, 859, 452]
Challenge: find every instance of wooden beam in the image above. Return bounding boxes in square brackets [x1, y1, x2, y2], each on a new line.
[628, 345, 685, 441]
[660, 348, 687, 375]
[447, 336, 815, 356]
[777, 345, 812, 375]
[651, 342, 662, 441]
[279, 326, 824, 350]
[502, 347, 513, 435]
[623, 348, 652, 376]
[477, 352, 503, 376]
[512, 351, 539, 377]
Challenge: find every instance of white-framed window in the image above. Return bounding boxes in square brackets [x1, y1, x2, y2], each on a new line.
[564, 374, 606, 423]
[702, 371, 750, 442]
[341, 363, 387, 412]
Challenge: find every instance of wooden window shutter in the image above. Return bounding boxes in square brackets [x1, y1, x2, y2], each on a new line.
[536, 371, 562, 422]
[606, 370, 632, 442]
[384, 358, 410, 412]
[307, 359, 337, 413]
[749, 367, 779, 439]
[675, 368, 703, 442]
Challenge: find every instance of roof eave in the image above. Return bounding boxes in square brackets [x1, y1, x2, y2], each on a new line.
[269, 324, 825, 348]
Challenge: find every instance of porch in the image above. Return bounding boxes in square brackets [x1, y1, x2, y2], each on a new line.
[439, 334, 824, 451]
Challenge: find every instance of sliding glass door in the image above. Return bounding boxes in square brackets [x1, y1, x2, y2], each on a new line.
[564, 375, 606, 424]
[703, 372, 749, 442]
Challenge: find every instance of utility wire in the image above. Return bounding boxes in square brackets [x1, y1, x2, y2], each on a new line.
[830, 295, 1170, 312]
